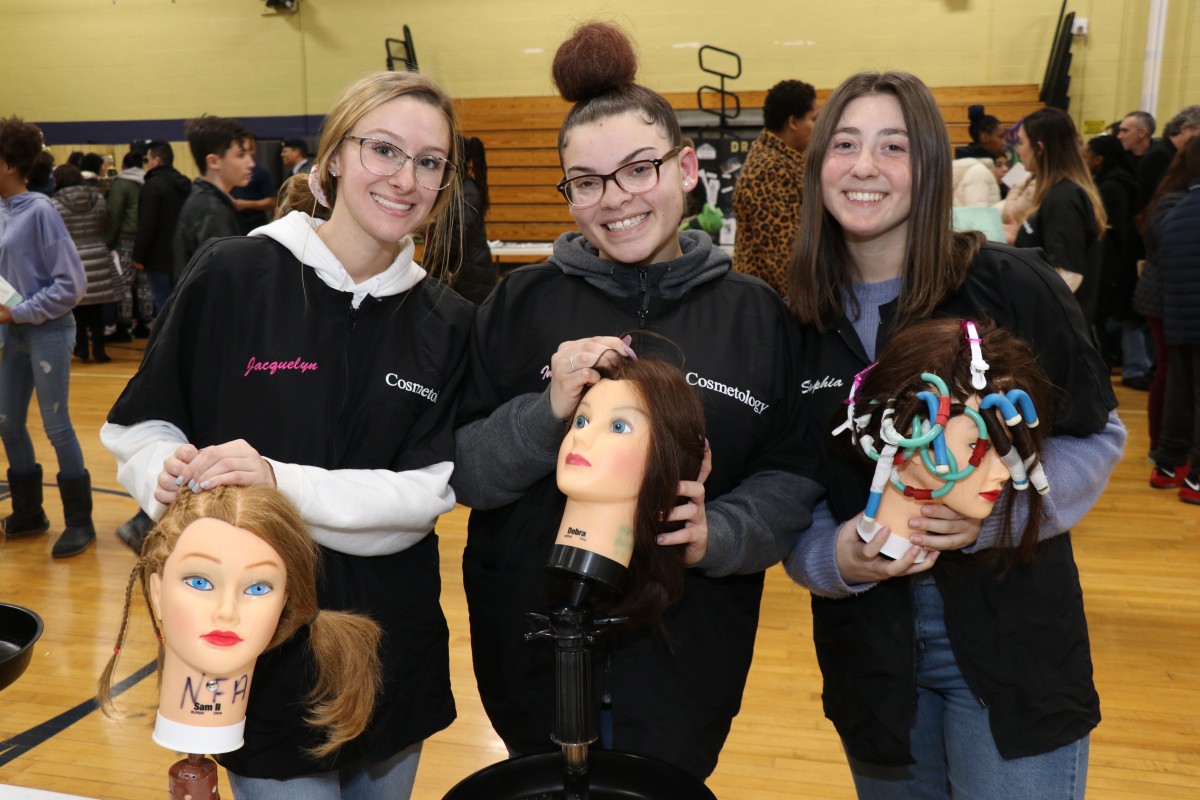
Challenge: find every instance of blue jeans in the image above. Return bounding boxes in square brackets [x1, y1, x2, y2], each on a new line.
[846, 582, 1089, 799]
[1107, 318, 1154, 380]
[146, 269, 174, 315]
[226, 742, 421, 800]
[0, 315, 86, 478]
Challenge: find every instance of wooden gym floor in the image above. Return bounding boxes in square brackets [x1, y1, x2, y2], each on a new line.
[0, 338, 1196, 799]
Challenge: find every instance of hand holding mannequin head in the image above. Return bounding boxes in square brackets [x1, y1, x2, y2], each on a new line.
[552, 351, 705, 624]
[100, 485, 382, 759]
[839, 318, 1052, 562]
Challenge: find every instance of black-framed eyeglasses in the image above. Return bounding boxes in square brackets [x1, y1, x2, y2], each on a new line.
[556, 146, 683, 208]
[342, 135, 458, 191]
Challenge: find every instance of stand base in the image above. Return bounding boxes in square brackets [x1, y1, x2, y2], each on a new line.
[443, 750, 716, 799]
[169, 753, 220, 800]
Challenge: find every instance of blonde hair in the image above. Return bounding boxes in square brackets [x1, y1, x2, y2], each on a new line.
[279, 70, 465, 283]
[98, 486, 382, 759]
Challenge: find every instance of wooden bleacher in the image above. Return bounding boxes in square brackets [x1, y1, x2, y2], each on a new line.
[456, 84, 1043, 246]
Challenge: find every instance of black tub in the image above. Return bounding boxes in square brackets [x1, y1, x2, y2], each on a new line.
[443, 750, 718, 799]
[0, 603, 44, 692]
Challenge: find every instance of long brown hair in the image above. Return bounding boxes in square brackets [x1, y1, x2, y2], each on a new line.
[850, 318, 1053, 563]
[98, 486, 382, 759]
[788, 71, 983, 331]
[570, 356, 706, 626]
[1022, 108, 1107, 237]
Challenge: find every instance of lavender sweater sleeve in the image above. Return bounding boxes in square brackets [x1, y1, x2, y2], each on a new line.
[969, 410, 1126, 551]
[2, 196, 86, 325]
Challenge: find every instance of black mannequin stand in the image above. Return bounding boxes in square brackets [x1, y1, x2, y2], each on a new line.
[443, 580, 716, 799]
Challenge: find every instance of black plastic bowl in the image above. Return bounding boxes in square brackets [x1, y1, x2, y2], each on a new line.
[443, 750, 718, 799]
[0, 603, 44, 692]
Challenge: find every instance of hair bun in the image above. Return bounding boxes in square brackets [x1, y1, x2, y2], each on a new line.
[552, 22, 639, 104]
[967, 104, 985, 122]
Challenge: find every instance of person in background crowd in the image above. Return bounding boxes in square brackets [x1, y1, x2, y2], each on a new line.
[732, 78, 818, 297]
[444, 135, 496, 305]
[1118, 111, 1156, 171]
[173, 115, 254, 283]
[106, 150, 147, 342]
[51, 164, 117, 365]
[26, 150, 55, 196]
[117, 140, 192, 553]
[131, 140, 190, 314]
[954, 105, 1008, 161]
[281, 137, 312, 175]
[1014, 108, 1107, 325]
[1139, 139, 1200, 493]
[1085, 134, 1149, 388]
[1135, 105, 1200, 211]
[0, 117, 96, 559]
[1149, 137, 1200, 506]
[231, 133, 278, 235]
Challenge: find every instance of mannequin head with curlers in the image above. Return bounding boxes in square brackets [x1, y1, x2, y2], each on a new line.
[837, 318, 1052, 562]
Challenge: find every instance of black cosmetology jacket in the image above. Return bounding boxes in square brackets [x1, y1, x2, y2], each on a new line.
[107, 234, 473, 778]
[1014, 179, 1102, 324]
[453, 230, 815, 778]
[795, 242, 1114, 766]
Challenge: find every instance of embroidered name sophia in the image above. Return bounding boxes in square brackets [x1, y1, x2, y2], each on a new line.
[686, 372, 770, 415]
[244, 356, 319, 377]
[801, 376, 844, 394]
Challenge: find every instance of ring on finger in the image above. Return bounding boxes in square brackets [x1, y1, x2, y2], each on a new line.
[568, 354, 578, 372]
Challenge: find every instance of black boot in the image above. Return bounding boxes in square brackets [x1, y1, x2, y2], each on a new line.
[3, 465, 51, 538]
[52, 471, 96, 558]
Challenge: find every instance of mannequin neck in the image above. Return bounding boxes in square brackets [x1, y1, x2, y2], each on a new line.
[874, 484, 936, 539]
[557, 497, 638, 567]
[157, 650, 256, 728]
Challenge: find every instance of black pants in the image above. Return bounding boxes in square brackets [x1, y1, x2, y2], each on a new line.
[1155, 343, 1200, 471]
[72, 304, 107, 360]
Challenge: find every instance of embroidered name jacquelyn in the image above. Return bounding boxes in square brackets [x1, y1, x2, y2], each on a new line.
[686, 372, 770, 415]
[244, 356, 319, 377]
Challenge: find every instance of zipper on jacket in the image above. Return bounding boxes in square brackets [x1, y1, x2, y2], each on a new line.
[637, 267, 650, 328]
[332, 305, 359, 464]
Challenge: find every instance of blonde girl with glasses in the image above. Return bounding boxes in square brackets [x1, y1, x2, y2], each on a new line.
[450, 22, 820, 778]
[101, 71, 475, 799]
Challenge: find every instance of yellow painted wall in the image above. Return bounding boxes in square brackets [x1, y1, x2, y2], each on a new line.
[2, 0, 1196, 133]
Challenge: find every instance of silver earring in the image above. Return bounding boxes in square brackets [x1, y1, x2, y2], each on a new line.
[329, 168, 339, 177]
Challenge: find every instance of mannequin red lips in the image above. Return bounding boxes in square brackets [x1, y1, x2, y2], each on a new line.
[200, 630, 244, 647]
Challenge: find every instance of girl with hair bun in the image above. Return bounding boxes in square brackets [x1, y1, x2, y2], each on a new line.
[101, 70, 474, 798]
[452, 21, 819, 778]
